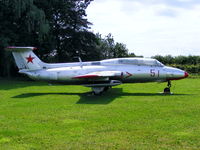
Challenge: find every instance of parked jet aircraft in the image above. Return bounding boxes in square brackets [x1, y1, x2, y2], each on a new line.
[6, 47, 189, 95]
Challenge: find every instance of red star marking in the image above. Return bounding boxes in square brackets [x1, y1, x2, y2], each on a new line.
[26, 55, 35, 64]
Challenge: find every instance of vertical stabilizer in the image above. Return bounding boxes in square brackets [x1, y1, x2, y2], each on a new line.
[5, 47, 43, 70]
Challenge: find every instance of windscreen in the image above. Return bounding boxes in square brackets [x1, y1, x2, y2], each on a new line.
[118, 58, 164, 67]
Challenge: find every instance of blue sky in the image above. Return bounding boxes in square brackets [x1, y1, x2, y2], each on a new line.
[86, 0, 200, 57]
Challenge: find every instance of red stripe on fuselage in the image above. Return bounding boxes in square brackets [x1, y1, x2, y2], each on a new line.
[73, 75, 99, 79]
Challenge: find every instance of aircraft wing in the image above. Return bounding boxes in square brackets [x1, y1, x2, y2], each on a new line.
[73, 71, 122, 79]
[73, 71, 123, 88]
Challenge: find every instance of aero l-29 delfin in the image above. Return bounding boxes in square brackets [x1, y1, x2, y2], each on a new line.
[6, 47, 189, 95]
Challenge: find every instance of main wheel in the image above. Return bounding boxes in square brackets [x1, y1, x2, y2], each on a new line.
[92, 87, 105, 95]
[164, 87, 170, 93]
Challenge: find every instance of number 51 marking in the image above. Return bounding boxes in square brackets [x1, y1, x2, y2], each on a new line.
[150, 69, 160, 77]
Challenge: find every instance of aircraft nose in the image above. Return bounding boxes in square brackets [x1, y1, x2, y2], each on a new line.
[184, 72, 189, 78]
[165, 67, 189, 80]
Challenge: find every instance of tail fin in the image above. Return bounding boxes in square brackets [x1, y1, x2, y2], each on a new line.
[5, 46, 43, 70]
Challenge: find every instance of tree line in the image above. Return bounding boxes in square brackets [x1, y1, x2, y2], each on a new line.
[0, 0, 132, 77]
[153, 55, 200, 74]
[0, 0, 199, 78]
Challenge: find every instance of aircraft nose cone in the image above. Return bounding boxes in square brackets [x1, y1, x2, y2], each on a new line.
[184, 72, 189, 78]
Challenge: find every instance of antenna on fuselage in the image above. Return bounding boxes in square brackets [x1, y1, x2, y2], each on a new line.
[74, 50, 83, 68]
[74, 56, 83, 68]
[78, 57, 83, 68]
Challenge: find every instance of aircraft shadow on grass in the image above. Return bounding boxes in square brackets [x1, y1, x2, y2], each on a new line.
[12, 88, 191, 105]
[0, 79, 42, 90]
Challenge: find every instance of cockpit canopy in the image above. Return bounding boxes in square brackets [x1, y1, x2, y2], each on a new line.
[101, 58, 164, 67]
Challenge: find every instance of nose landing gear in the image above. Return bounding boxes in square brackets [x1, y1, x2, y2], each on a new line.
[163, 80, 171, 94]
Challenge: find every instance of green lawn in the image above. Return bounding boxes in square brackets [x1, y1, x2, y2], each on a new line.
[0, 78, 200, 150]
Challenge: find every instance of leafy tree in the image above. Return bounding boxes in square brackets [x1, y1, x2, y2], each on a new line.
[96, 33, 129, 59]
[0, 0, 49, 77]
[0, 0, 95, 77]
[127, 53, 136, 57]
[34, 0, 95, 62]
[113, 43, 129, 58]
[174, 56, 188, 65]
[165, 55, 174, 64]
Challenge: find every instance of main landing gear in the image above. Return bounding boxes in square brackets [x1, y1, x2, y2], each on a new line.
[163, 80, 171, 94]
[92, 87, 110, 95]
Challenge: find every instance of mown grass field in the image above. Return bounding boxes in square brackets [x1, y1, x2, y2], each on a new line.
[0, 77, 200, 150]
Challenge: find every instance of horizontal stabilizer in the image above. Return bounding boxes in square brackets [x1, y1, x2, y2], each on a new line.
[5, 46, 37, 52]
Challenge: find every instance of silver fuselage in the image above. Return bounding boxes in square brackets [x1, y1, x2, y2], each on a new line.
[20, 60, 187, 85]
[6, 47, 188, 91]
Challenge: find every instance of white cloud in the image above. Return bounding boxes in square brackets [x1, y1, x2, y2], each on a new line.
[87, 0, 200, 57]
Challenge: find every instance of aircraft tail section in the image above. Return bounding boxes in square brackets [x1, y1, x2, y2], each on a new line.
[5, 47, 43, 70]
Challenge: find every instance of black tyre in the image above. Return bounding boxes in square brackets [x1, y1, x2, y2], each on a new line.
[164, 88, 170, 93]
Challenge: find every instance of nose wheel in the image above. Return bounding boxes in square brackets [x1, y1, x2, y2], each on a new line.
[164, 80, 171, 94]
